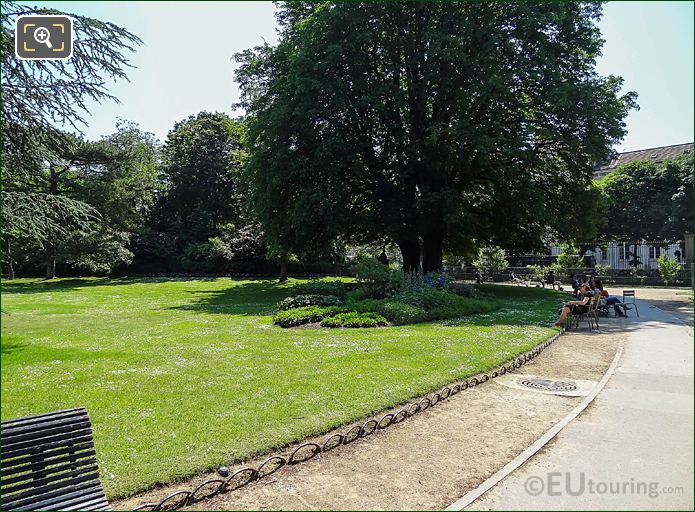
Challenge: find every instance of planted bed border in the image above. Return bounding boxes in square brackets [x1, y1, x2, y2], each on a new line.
[132, 328, 566, 511]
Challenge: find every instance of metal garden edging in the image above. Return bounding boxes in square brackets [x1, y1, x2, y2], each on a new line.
[133, 329, 566, 511]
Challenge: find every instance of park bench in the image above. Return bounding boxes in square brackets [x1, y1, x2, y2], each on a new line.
[1, 407, 110, 511]
[571, 294, 600, 331]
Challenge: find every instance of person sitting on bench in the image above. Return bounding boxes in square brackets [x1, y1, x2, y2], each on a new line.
[554, 283, 597, 326]
[599, 287, 626, 317]
[569, 274, 583, 297]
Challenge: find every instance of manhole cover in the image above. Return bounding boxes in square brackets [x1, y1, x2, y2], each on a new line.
[519, 378, 578, 392]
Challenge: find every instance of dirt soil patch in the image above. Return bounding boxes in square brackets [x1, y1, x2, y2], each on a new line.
[115, 322, 625, 511]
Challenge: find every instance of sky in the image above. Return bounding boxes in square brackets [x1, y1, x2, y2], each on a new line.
[32, 1, 695, 152]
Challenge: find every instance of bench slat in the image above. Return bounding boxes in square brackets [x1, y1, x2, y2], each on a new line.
[10, 483, 105, 511]
[1, 448, 97, 480]
[2, 473, 101, 509]
[1, 408, 109, 511]
[1, 409, 87, 428]
[2, 432, 95, 459]
[60, 496, 111, 511]
[2, 415, 92, 439]
[2, 426, 92, 453]
[2, 420, 92, 445]
[33, 492, 109, 511]
[1, 441, 95, 471]
[2, 460, 98, 494]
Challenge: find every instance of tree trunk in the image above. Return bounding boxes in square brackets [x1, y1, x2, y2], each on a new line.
[279, 256, 288, 282]
[46, 246, 56, 280]
[46, 167, 58, 279]
[398, 238, 420, 274]
[5, 237, 14, 280]
[422, 230, 444, 273]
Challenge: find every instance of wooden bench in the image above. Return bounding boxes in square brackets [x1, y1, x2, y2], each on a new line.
[1, 407, 110, 511]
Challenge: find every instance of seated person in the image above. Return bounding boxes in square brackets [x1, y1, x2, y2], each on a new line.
[555, 284, 596, 326]
[544, 270, 556, 288]
[593, 277, 605, 292]
[510, 271, 522, 284]
[569, 274, 581, 295]
[602, 289, 626, 317]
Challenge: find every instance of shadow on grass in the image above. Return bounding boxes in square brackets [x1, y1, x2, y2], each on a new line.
[171, 279, 293, 315]
[1, 338, 128, 364]
[1, 339, 28, 355]
[1, 276, 220, 295]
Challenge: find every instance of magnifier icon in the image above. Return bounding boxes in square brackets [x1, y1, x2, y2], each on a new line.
[34, 26, 52, 48]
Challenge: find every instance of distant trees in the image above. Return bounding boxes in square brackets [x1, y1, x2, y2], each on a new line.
[236, 1, 637, 273]
[1, 1, 142, 278]
[598, 154, 694, 241]
[3, 125, 161, 277]
[160, 112, 245, 244]
[135, 111, 263, 272]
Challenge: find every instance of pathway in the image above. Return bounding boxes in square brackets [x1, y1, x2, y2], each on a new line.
[464, 289, 693, 510]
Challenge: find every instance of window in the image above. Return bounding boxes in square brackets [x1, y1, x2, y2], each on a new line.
[649, 246, 661, 259]
[619, 244, 626, 260]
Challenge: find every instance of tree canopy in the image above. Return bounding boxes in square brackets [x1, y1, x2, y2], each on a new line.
[598, 154, 693, 241]
[236, 1, 637, 272]
[1, 1, 142, 278]
[159, 111, 246, 245]
[1, 0, 141, 162]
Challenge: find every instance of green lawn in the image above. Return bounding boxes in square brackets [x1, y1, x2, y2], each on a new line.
[1, 277, 563, 498]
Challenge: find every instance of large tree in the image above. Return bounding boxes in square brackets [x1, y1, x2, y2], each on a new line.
[237, 1, 637, 272]
[3, 125, 160, 277]
[1, 1, 141, 278]
[1, 1, 141, 162]
[152, 112, 246, 258]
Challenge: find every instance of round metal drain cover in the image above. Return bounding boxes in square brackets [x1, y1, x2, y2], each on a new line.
[519, 378, 578, 392]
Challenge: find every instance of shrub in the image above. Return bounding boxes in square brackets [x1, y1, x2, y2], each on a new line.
[526, 264, 547, 283]
[657, 255, 682, 286]
[353, 256, 404, 298]
[594, 263, 612, 275]
[277, 294, 341, 311]
[346, 289, 499, 325]
[320, 312, 388, 328]
[554, 242, 584, 281]
[401, 270, 454, 293]
[292, 280, 350, 299]
[451, 282, 476, 297]
[272, 306, 343, 328]
[378, 301, 427, 325]
[472, 247, 509, 281]
[398, 287, 455, 310]
[344, 287, 373, 302]
[344, 297, 427, 325]
[425, 298, 498, 321]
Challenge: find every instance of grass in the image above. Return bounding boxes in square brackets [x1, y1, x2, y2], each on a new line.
[1, 277, 564, 498]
